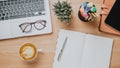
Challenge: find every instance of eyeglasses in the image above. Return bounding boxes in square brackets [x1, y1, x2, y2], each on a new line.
[19, 19, 46, 33]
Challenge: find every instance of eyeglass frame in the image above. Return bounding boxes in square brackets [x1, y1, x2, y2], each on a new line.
[19, 19, 46, 33]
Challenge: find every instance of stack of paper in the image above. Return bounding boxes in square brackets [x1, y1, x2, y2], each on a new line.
[53, 29, 113, 68]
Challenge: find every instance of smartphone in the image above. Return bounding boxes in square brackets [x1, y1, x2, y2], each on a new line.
[105, 0, 120, 31]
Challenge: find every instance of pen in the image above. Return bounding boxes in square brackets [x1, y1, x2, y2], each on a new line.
[57, 36, 68, 62]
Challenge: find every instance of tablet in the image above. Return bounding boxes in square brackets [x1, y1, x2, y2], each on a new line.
[105, 0, 120, 31]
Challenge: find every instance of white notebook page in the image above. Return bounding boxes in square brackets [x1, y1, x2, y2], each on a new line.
[53, 29, 113, 68]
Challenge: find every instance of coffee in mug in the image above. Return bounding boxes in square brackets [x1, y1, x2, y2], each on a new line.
[19, 43, 42, 63]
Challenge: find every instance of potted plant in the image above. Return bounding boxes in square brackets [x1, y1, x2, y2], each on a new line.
[53, 1, 72, 24]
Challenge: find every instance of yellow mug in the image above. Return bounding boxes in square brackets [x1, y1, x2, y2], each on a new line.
[19, 43, 42, 63]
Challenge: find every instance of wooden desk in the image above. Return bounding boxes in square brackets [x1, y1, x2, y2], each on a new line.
[0, 0, 120, 68]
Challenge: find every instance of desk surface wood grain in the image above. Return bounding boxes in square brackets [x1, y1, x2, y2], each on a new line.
[0, 0, 120, 68]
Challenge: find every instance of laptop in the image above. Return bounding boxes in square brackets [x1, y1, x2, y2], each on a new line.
[0, 0, 52, 40]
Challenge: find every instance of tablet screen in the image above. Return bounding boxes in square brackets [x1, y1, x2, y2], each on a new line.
[105, 0, 120, 31]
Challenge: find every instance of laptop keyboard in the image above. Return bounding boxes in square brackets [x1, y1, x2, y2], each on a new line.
[0, 0, 45, 21]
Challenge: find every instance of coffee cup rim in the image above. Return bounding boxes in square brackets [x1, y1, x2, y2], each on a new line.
[19, 43, 38, 61]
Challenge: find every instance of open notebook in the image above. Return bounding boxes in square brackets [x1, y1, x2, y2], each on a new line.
[53, 29, 113, 68]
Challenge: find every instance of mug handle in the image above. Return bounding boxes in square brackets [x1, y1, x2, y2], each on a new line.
[38, 49, 43, 52]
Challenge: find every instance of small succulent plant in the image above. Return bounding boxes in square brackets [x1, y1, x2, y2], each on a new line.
[53, 1, 72, 23]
